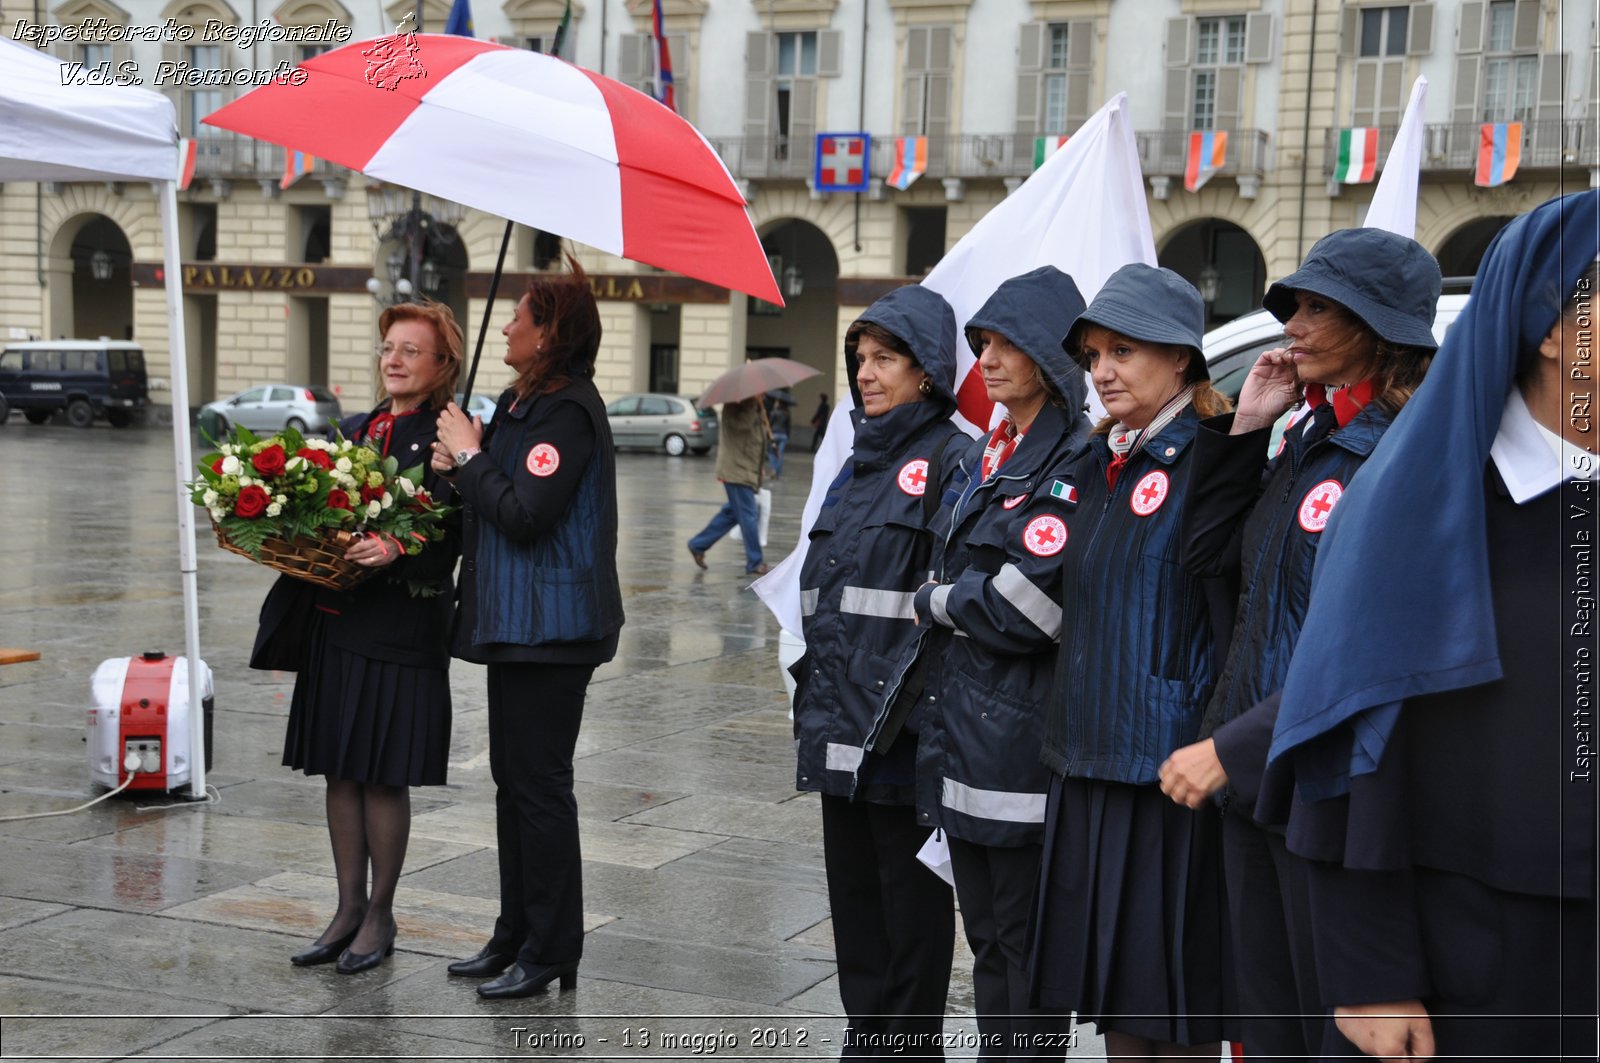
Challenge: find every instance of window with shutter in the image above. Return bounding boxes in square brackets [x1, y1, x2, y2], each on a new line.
[900, 25, 952, 166]
[1163, 17, 1193, 135]
[1190, 15, 1246, 130]
[1480, 0, 1540, 122]
[1353, 7, 1411, 126]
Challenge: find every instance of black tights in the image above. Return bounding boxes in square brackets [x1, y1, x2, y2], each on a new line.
[317, 778, 411, 955]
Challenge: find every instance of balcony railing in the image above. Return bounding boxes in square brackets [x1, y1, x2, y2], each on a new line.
[187, 132, 353, 186]
[1322, 119, 1599, 176]
[708, 130, 1272, 186]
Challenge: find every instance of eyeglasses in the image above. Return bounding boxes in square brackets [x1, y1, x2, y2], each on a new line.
[375, 343, 437, 361]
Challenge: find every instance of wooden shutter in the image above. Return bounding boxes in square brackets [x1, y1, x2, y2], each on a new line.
[1066, 19, 1093, 129]
[1353, 60, 1380, 125]
[790, 78, 817, 167]
[1245, 12, 1274, 63]
[744, 32, 773, 175]
[903, 27, 928, 134]
[1016, 22, 1045, 135]
[1378, 58, 1405, 124]
[926, 73, 951, 166]
[163, 39, 185, 131]
[619, 33, 648, 92]
[1408, 3, 1435, 54]
[818, 29, 843, 77]
[1214, 65, 1242, 130]
[1512, 0, 1540, 52]
[1453, 54, 1483, 124]
[1458, 1, 1485, 53]
[1163, 17, 1192, 133]
[1534, 51, 1568, 123]
[667, 31, 689, 116]
[1340, 6, 1359, 57]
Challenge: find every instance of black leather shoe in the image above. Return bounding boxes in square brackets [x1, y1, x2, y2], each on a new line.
[447, 946, 516, 978]
[290, 927, 359, 967]
[476, 961, 578, 999]
[335, 931, 396, 975]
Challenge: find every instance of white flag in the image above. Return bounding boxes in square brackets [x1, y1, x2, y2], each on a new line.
[753, 93, 1157, 635]
[1364, 76, 1427, 238]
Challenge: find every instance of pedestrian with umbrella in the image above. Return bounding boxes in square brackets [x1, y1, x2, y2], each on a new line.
[689, 359, 819, 576]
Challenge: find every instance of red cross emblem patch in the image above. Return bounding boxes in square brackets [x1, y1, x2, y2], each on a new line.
[897, 459, 930, 496]
[1129, 470, 1169, 517]
[525, 443, 561, 477]
[1003, 493, 1030, 510]
[1022, 514, 1068, 557]
[1298, 479, 1344, 533]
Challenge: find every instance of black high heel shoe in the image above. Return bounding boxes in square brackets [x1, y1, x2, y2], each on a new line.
[476, 961, 578, 999]
[336, 927, 397, 975]
[290, 926, 359, 967]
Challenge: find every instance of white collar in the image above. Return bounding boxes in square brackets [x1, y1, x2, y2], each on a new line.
[1489, 387, 1598, 503]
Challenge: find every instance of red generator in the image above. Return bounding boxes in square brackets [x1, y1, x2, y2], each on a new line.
[87, 652, 214, 793]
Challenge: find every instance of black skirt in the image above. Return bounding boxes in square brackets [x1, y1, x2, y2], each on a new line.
[282, 609, 451, 787]
[1030, 773, 1228, 1045]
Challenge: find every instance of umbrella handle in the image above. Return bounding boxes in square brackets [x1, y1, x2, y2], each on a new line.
[462, 218, 515, 406]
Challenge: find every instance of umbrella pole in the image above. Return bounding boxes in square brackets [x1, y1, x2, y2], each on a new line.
[461, 219, 514, 406]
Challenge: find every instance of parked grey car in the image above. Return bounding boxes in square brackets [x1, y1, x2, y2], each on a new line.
[199, 384, 341, 438]
[605, 393, 719, 455]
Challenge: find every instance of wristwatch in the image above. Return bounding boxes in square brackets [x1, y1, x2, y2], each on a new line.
[453, 447, 480, 468]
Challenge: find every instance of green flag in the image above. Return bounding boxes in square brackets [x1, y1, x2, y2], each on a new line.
[550, 0, 572, 57]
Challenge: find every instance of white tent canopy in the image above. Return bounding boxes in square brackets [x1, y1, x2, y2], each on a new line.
[1, 35, 207, 797]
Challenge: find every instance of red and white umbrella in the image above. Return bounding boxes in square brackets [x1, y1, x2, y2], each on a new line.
[203, 34, 781, 305]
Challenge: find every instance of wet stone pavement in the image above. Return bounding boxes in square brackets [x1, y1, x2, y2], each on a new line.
[0, 422, 1103, 1061]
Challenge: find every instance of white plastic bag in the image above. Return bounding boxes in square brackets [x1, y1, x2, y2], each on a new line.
[729, 486, 772, 547]
[916, 828, 955, 886]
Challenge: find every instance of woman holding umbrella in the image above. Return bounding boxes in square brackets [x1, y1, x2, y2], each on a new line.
[430, 258, 624, 999]
[910, 265, 1089, 1058]
[792, 285, 967, 1056]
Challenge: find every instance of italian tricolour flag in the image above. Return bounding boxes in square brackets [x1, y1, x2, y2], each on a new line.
[1333, 128, 1378, 184]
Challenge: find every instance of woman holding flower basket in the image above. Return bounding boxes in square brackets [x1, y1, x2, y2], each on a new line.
[245, 302, 463, 975]
[430, 258, 624, 1000]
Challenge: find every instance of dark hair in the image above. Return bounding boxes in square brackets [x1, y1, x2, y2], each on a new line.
[845, 320, 915, 362]
[514, 253, 603, 399]
[1368, 339, 1435, 414]
[376, 300, 464, 409]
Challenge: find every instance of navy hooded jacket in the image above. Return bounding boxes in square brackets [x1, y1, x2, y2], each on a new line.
[793, 285, 968, 802]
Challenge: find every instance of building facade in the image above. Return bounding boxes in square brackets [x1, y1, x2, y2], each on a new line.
[1, 0, 1596, 418]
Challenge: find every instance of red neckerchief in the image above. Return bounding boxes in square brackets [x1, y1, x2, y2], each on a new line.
[981, 417, 1023, 480]
[1304, 378, 1377, 429]
[364, 406, 422, 456]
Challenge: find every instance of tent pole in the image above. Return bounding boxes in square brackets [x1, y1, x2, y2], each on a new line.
[159, 179, 207, 800]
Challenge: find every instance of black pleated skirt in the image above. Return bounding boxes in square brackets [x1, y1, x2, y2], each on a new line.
[282, 610, 451, 787]
[1030, 773, 1228, 1045]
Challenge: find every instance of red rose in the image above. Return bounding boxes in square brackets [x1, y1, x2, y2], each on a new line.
[210, 456, 225, 475]
[296, 447, 333, 470]
[234, 484, 270, 519]
[415, 489, 432, 505]
[327, 489, 352, 511]
[252, 444, 288, 477]
[360, 483, 385, 504]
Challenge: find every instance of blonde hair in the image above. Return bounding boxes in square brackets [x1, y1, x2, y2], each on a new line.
[376, 301, 464, 410]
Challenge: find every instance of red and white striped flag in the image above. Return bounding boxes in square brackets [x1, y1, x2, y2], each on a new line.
[1333, 127, 1378, 183]
[176, 137, 198, 190]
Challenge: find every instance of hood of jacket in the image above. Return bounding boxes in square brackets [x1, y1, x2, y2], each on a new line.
[962, 265, 1089, 417]
[845, 285, 959, 413]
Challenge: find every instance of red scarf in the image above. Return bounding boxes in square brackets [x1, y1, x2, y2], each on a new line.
[363, 406, 423, 456]
[1304, 378, 1377, 429]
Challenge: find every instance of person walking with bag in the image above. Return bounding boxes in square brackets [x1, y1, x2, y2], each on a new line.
[910, 266, 1089, 1060]
[793, 285, 968, 1057]
[430, 259, 624, 1000]
[688, 394, 770, 575]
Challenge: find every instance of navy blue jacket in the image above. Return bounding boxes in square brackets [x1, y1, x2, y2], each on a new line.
[1184, 403, 1394, 812]
[793, 284, 965, 802]
[452, 377, 624, 664]
[1037, 408, 1219, 784]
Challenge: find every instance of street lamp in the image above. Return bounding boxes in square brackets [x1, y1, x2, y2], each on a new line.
[365, 182, 465, 305]
[1198, 264, 1221, 304]
[89, 248, 113, 281]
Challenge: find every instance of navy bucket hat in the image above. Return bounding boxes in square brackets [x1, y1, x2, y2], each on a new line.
[1263, 228, 1442, 351]
[1066, 263, 1209, 380]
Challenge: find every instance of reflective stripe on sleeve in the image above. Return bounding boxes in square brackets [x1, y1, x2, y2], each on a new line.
[930, 584, 954, 627]
[993, 562, 1062, 638]
[826, 742, 865, 772]
[800, 588, 820, 617]
[841, 586, 917, 620]
[941, 777, 1047, 824]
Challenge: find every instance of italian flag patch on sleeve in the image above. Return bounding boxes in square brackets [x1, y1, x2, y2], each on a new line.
[1049, 480, 1078, 504]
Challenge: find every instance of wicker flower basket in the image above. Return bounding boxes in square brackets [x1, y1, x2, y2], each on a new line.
[212, 523, 378, 591]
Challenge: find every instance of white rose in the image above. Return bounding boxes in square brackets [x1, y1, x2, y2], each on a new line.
[202, 489, 218, 506]
[220, 455, 241, 475]
[365, 499, 383, 520]
[307, 438, 331, 451]
[208, 505, 226, 522]
[275, 494, 287, 504]
[335, 457, 353, 473]
[381, 491, 393, 508]
[395, 477, 417, 498]
[266, 503, 283, 518]
[238, 475, 253, 488]
[287, 456, 304, 472]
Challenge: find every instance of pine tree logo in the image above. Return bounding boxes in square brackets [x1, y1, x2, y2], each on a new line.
[363, 12, 426, 90]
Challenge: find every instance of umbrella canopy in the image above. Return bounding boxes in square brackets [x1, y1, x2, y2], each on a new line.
[203, 34, 782, 305]
[0, 36, 177, 182]
[699, 358, 819, 407]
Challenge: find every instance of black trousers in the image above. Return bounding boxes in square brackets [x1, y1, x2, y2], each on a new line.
[948, 837, 1072, 1062]
[1222, 814, 1323, 1062]
[485, 660, 594, 965]
[822, 795, 955, 1057]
